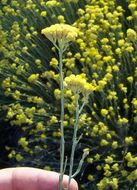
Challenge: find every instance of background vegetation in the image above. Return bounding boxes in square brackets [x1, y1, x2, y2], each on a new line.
[0, 0, 137, 189]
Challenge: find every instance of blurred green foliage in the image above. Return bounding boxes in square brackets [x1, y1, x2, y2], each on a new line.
[0, 0, 137, 189]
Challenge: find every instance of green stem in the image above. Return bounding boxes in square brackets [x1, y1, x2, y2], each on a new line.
[79, 102, 85, 115]
[68, 94, 80, 189]
[71, 151, 87, 178]
[59, 48, 65, 190]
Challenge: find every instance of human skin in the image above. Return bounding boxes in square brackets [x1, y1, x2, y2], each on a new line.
[0, 167, 78, 190]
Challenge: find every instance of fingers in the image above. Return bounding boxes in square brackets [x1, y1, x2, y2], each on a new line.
[37, 169, 78, 190]
[0, 167, 78, 190]
[12, 167, 41, 190]
[0, 168, 13, 190]
[62, 175, 78, 190]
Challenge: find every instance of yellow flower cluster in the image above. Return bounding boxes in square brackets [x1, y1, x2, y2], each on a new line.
[28, 74, 39, 83]
[127, 169, 137, 182]
[48, 115, 58, 125]
[97, 177, 118, 190]
[46, 0, 61, 7]
[41, 24, 78, 48]
[64, 74, 95, 101]
[127, 28, 137, 41]
[27, 96, 44, 104]
[18, 137, 28, 147]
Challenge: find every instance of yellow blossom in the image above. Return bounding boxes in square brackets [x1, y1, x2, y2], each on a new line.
[36, 122, 45, 131]
[127, 76, 133, 83]
[109, 178, 119, 190]
[83, 148, 90, 155]
[112, 141, 118, 149]
[112, 163, 119, 171]
[118, 117, 128, 125]
[50, 57, 58, 67]
[48, 116, 58, 125]
[96, 165, 102, 171]
[87, 157, 94, 164]
[18, 137, 28, 147]
[132, 98, 137, 108]
[100, 139, 109, 146]
[41, 24, 78, 48]
[58, 15, 65, 23]
[94, 153, 100, 160]
[101, 109, 109, 117]
[27, 73, 39, 83]
[54, 89, 61, 100]
[88, 174, 94, 181]
[41, 11, 47, 17]
[64, 74, 86, 93]
[64, 74, 95, 101]
[16, 153, 23, 161]
[125, 136, 133, 144]
[127, 28, 137, 41]
[40, 133, 46, 139]
[105, 156, 113, 164]
[128, 3, 136, 10]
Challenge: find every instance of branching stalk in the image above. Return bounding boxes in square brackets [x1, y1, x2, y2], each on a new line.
[59, 48, 65, 190]
[71, 152, 87, 178]
[67, 94, 81, 189]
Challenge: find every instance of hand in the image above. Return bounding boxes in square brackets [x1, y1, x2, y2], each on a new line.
[0, 167, 78, 190]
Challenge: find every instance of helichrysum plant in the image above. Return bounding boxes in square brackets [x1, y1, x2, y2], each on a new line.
[0, 0, 137, 189]
[41, 23, 93, 190]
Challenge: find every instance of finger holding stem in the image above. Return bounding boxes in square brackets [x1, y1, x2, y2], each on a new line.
[41, 24, 96, 190]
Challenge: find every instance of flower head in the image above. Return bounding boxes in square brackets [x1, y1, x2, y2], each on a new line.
[64, 74, 86, 94]
[41, 24, 78, 49]
[64, 74, 95, 102]
[127, 28, 137, 41]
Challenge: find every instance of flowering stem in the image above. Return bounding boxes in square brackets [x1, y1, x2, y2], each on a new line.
[79, 102, 85, 115]
[58, 48, 65, 190]
[71, 151, 87, 178]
